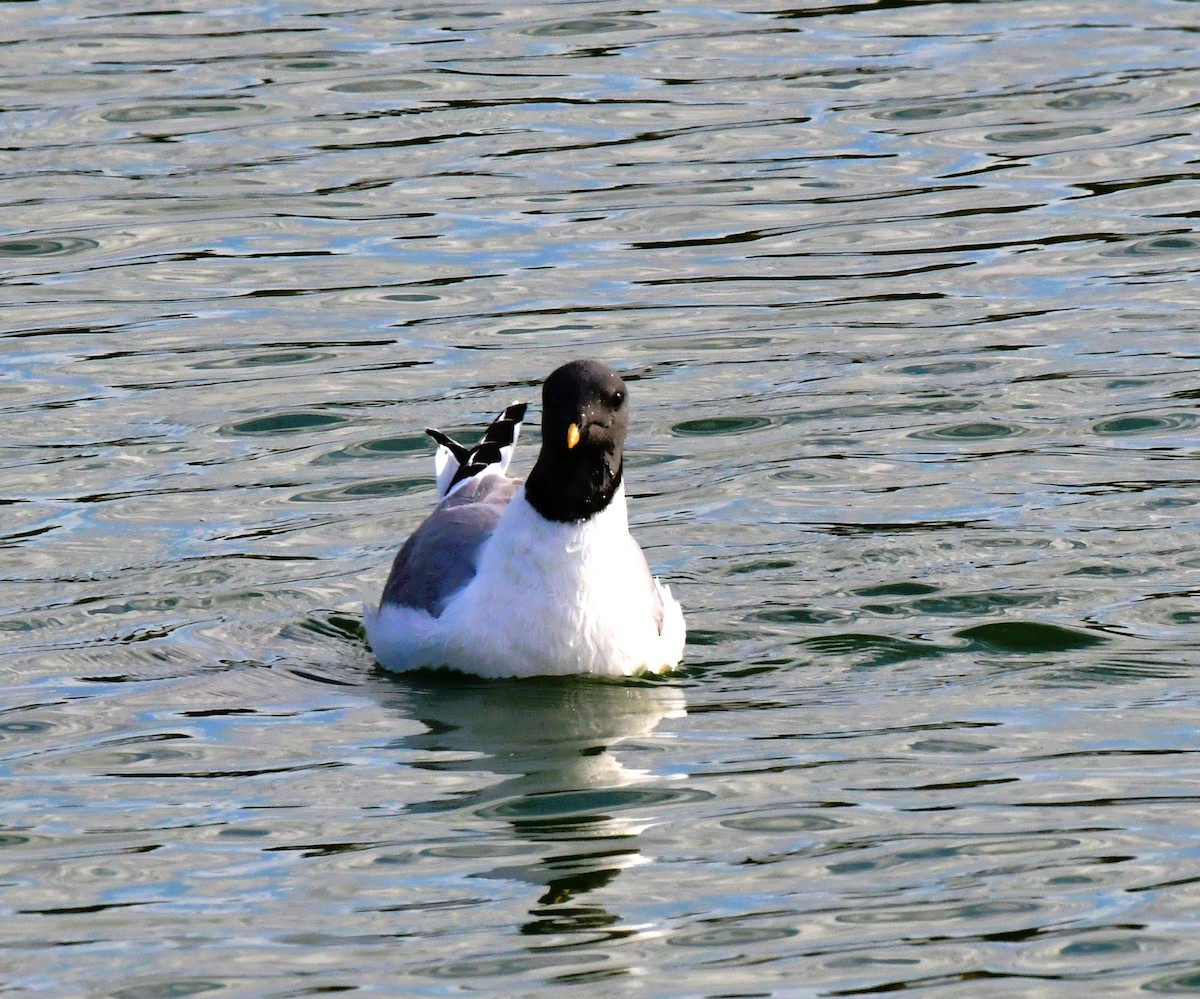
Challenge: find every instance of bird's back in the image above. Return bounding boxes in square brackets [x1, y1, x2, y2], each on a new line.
[380, 473, 520, 616]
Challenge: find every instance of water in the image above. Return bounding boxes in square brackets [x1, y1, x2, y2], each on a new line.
[3, 0, 1199, 994]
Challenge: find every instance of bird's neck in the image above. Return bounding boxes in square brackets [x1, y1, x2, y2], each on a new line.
[525, 451, 624, 523]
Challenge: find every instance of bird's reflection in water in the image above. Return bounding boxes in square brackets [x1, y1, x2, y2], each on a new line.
[371, 671, 686, 938]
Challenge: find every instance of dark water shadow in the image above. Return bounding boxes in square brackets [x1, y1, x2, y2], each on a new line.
[363, 670, 690, 940]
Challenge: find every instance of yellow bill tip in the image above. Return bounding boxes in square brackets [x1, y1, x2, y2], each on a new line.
[566, 423, 581, 449]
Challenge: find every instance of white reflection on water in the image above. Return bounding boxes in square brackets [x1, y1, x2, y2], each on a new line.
[373, 676, 688, 947]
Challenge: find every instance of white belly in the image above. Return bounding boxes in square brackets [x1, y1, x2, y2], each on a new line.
[365, 484, 685, 678]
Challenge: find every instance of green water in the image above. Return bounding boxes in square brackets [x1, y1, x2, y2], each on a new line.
[3, 1, 1199, 995]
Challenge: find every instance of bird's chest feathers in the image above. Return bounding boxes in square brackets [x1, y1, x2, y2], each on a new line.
[479, 486, 640, 626]
[417, 480, 675, 677]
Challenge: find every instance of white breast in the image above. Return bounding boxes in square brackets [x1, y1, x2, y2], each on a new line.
[379, 482, 684, 678]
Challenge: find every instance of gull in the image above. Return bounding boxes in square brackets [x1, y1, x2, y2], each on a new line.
[364, 360, 685, 678]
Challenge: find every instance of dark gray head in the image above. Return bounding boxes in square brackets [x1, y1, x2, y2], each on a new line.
[525, 360, 629, 523]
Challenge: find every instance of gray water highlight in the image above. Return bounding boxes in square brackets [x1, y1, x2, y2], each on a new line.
[3, 1, 1199, 995]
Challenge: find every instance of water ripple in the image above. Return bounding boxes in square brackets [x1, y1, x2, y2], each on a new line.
[4, 1, 1200, 996]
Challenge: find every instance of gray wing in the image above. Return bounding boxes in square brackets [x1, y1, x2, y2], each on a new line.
[380, 475, 520, 617]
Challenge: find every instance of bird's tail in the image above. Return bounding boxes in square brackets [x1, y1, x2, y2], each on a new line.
[427, 402, 527, 499]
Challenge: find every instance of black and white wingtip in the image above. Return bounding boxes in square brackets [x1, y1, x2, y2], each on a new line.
[428, 402, 527, 500]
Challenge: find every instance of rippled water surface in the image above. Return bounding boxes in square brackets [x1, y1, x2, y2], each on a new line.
[4, 1, 1200, 995]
